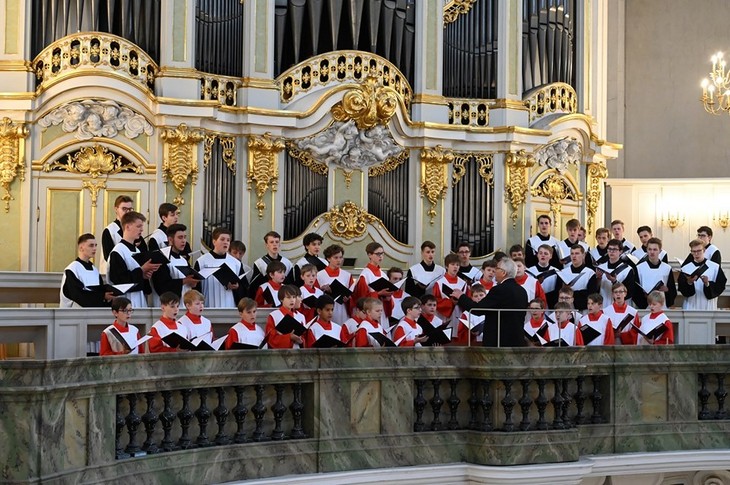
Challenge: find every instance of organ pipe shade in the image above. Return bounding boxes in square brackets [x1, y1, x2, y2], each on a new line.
[368, 158, 409, 244]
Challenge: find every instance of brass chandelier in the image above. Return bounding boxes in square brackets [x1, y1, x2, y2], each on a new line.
[701, 51, 730, 114]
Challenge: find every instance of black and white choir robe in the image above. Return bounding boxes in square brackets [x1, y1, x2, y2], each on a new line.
[406, 261, 446, 297]
[146, 223, 193, 254]
[680, 244, 722, 267]
[524, 233, 562, 268]
[589, 246, 609, 267]
[293, 254, 328, 285]
[151, 248, 197, 306]
[107, 239, 149, 308]
[631, 245, 668, 264]
[457, 264, 482, 285]
[101, 220, 148, 273]
[557, 264, 597, 311]
[555, 239, 591, 267]
[195, 251, 246, 308]
[526, 264, 560, 308]
[60, 258, 108, 307]
[595, 259, 636, 306]
[633, 259, 677, 309]
[249, 254, 295, 297]
[678, 259, 727, 310]
[618, 238, 636, 256]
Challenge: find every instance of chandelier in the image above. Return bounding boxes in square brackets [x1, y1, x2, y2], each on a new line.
[701, 51, 730, 114]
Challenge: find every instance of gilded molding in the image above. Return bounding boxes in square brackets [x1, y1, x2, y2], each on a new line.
[530, 172, 580, 225]
[331, 76, 398, 130]
[444, 0, 478, 25]
[202, 134, 215, 169]
[43, 144, 144, 178]
[420, 145, 455, 225]
[161, 124, 205, 206]
[524, 82, 577, 123]
[220, 136, 237, 175]
[452, 152, 495, 187]
[323, 201, 379, 239]
[82, 179, 106, 207]
[586, 161, 608, 232]
[0, 118, 29, 213]
[368, 149, 409, 177]
[286, 143, 329, 176]
[504, 150, 535, 228]
[447, 99, 490, 126]
[247, 133, 285, 219]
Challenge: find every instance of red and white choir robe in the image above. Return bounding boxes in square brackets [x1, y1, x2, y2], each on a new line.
[634, 259, 677, 309]
[151, 248, 195, 307]
[178, 312, 213, 344]
[107, 239, 148, 308]
[577, 311, 615, 346]
[350, 263, 389, 326]
[476, 278, 495, 293]
[602, 302, 640, 345]
[225, 320, 266, 350]
[304, 318, 350, 348]
[60, 258, 106, 308]
[251, 254, 295, 290]
[265, 307, 307, 349]
[595, 259, 636, 305]
[515, 273, 547, 307]
[454, 310, 484, 346]
[383, 288, 407, 323]
[100, 321, 144, 356]
[545, 320, 584, 346]
[392, 317, 423, 347]
[316, 266, 354, 325]
[625, 312, 674, 345]
[678, 259, 727, 311]
[255, 280, 283, 308]
[299, 285, 324, 323]
[342, 315, 363, 338]
[524, 316, 549, 346]
[433, 273, 469, 322]
[195, 251, 244, 308]
[148, 317, 190, 353]
[353, 317, 387, 348]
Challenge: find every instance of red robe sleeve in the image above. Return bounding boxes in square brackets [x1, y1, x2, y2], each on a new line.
[265, 314, 295, 349]
[603, 320, 616, 345]
[574, 327, 585, 346]
[433, 283, 455, 318]
[255, 287, 272, 308]
[349, 276, 378, 313]
[619, 314, 640, 345]
[353, 328, 372, 348]
[148, 327, 179, 353]
[535, 281, 548, 308]
[393, 325, 415, 347]
[655, 319, 674, 345]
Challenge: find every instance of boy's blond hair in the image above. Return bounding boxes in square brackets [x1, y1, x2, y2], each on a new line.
[183, 290, 204, 307]
[647, 290, 665, 306]
[361, 297, 383, 313]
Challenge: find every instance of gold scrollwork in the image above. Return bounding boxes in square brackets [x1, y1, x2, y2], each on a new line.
[286, 143, 329, 175]
[220, 136, 237, 175]
[530, 173, 579, 225]
[452, 152, 494, 187]
[0, 118, 29, 213]
[586, 161, 608, 232]
[248, 133, 285, 219]
[444, 0, 478, 25]
[368, 149, 409, 177]
[82, 179, 106, 207]
[420, 145, 455, 225]
[43, 144, 143, 178]
[523, 82, 578, 123]
[202, 134, 215, 169]
[323, 201, 380, 239]
[161, 124, 205, 206]
[331, 75, 398, 130]
[504, 150, 536, 228]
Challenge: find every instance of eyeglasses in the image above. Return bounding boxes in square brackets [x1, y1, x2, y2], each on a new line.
[120, 207, 133, 213]
[372, 252, 385, 256]
[457, 250, 471, 254]
[607, 248, 620, 252]
[119, 308, 134, 314]
[612, 290, 627, 294]
[697, 233, 709, 238]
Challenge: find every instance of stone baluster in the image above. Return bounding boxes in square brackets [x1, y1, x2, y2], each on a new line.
[590, 376, 604, 424]
[430, 379, 444, 431]
[447, 379, 461, 430]
[468, 379, 480, 430]
[551, 379, 564, 429]
[213, 387, 230, 445]
[573, 376, 587, 425]
[501, 379, 516, 432]
[481, 380, 493, 431]
[271, 384, 287, 440]
[115, 394, 128, 459]
[714, 374, 727, 420]
[290, 383, 306, 439]
[414, 380, 427, 432]
[124, 393, 142, 455]
[160, 390, 178, 451]
[232, 386, 249, 443]
[141, 392, 159, 454]
[252, 384, 267, 441]
[518, 379, 533, 431]
[535, 379, 549, 430]
[561, 379, 572, 428]
[177, 389, 194, 449]
[195, 388, 212, 447]
[698, 373, 711, 420]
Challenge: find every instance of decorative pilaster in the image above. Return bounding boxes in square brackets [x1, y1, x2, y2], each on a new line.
[531, 173, 571, 225]
[161, 124, 205, 206]
[0, 118, 29, 213]
[586, 160, 608, 232]
[247, 133, 285, 220]
[504, 149, 535, 228]
[420, 145, 454, 225]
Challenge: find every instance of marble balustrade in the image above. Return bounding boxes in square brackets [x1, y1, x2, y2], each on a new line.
[1, 346, 729, 484]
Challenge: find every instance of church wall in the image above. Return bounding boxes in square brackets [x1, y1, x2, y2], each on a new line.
[622, 0, 730, 178]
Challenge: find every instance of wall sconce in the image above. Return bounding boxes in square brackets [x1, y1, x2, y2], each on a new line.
[714, 211, 730, 230]
[661, 211, 685, 231]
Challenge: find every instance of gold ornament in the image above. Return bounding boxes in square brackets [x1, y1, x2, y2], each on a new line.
[504, 150, 536, 227]
[368, 149, 409, 177]
[323, 201, 379, 239]
[531, 173, 580, 225]
[202, 134, 215, 169]
[452, 152, 494, 187]
[220, 136, 237, 175]
[286, 143, 329, 175]
[161, 124, 205, 206]
[247, 133, 285, 219]
[0, 118, 29, 213]
[420, 145, 455, 225]
[331, 75, 398, 130]
[443, 0, 478, 25]
[343, 170, 354, 189]
[82, 179, 106, 207]
[44, 144, 143, 179]
[586, 161, 608, 232]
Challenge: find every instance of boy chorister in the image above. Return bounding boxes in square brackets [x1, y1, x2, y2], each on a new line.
[610, 219, 636, 256]
[632, 226, 668, 263]
[194, 227, 246, 308]
[100, 297, 145, 356]
[255, 260, 288, 308]
[151, 224, 200, 305]
[350, 242, 392, 325]
[633, 237, 676, 309]
[629, 291, 675, 345]
[678, 239, 727, 310]
[383, 267, 407, 324]
[526, 244, 560, 308]
[405, 241, 446, 298]
[556, 219, 590, 267]
[353, 297, 388, 348]
[317, 244, 354, 325]
[577, 293, 615, 346]
[250, 231, 295, 297]
[392, 296, 429, 347]
[477, 259, 497, 293]
[265, 285, 307, 349]
[299, 263, 324, 323]
[225, 298, 267, 350]
[294, 233, 328, 284]
[433, 253, 469, 323]
[525, 214, 561, 268]
[454, 284, 488, 346]
[595, 238, 636, 305]
[589, 228, 610, 266]
[148, 292, 188, 353]
[177, 290, 213, 344]
[101, 195, 148, 273]
[514, 258, 547, 308]
[545, 301, 584, 347]
[148, 203, 191, 254]
[524, 298, 550, 347]
[603, 282, 640, 345]
[304, 295, 350, 347]
[61, 233, 113, 308]
[455, 242, 482, 283]
[556, 245, 597, 311]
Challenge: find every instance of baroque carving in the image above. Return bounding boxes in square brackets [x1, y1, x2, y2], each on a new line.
[0, 118, 29, 213]
[586, 161, 608, 232]
[161, 124, 205, 206]
[323, 201, 379, 239]
[531, 173, 580, 224]
[219, 136, 237, 175]
[39, 99, 154, 141]
[286, 143, 329, 175]
[535, 138, 582, 174]
[248, 133, 285, 220]
[202, 135, 215, 169]
[444, 0, 478, 25]
[331, 76, 399, 130]
[504, 150, 536, 228]
[82, 179, 106, 207]
[368, 149, 409, 177]
[452, 152, 494, 187]
[295, 121, 402, 171]
[43, 144, 144, 178]
[420, 145, 455, 225]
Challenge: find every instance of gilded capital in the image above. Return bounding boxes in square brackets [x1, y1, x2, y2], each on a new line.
[420, 145, 455, 225]
[0, 118, 30, 213]
[586, 161, 609, 232]
[247, 133, 285, 219]
[331, 75, 398, 130]
[504, 149, 535, 227]
[161, 124, 205, 205]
